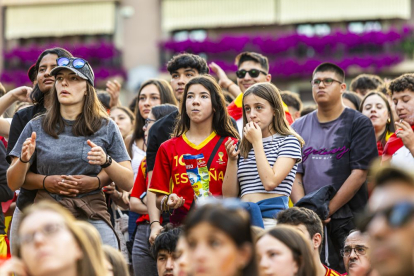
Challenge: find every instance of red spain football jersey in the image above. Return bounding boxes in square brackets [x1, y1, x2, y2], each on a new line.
[130, 157, 152, 223]
[323, 265, 341, 276]
[149, 132, 236, 217]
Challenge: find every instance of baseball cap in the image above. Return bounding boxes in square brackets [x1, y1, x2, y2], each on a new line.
[50, 57, 94, 85]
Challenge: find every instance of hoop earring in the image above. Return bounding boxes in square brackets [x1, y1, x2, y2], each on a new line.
[387, 118, 390, 124]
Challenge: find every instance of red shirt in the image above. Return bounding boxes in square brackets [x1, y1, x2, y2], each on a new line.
[149, 132, 235, 222]
[130, 158, 153, 224]
[323, 265, 341, 276]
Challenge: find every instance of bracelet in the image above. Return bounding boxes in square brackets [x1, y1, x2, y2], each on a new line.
[140, 194, 147, 206]
[96, 176, 101, 189]
[19, 156, 30, 163]
[150, 221, 160, 227]
[43, 175, 50, 193]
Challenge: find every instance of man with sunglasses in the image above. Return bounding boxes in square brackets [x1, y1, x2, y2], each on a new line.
[291, 63, 378, 272]
[211, 52, 293, 134]
[359, 166, 414, 276]
[342, 230, 378, 276]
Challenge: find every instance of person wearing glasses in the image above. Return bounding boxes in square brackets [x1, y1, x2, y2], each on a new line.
[358, 166, 414, 276]
[7, 57, 133, 249]
[0, 201, 106, 276]
[291, 63, 378, 272]
[210, 52, 293, 135]
[341, 230, 378, 276]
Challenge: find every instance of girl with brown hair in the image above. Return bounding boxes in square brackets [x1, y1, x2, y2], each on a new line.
[359, 91, 395, 155]
[7, 57, 133, 248]
[223, 82, 304, 229]
[148, 75, 239, 225]
[257, 225, 317, 276]
[1, 201, 107, 276]
[125, 79, 177, 179]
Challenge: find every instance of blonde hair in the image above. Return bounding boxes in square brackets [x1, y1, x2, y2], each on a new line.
[102, 245, 130, 276]
[240, 82, 304, 158]
[75, 220, 106, 269]
[13, 201, 106, 276]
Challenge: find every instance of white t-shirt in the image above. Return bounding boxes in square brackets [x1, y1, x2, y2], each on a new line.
[131, 143, 146, 180]
[391, 146, 414, 171]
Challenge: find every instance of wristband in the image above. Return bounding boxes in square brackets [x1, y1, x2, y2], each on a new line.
[19, 156, 30, 163]
[43, 175, 50, 193]
[96, 176, 101, 189]
[150, 221, 160, 227]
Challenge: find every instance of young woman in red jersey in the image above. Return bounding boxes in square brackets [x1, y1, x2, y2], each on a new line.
[148, 75, 239, 225]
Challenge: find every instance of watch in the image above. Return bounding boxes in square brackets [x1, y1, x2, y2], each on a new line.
[101, 154, 112, 168]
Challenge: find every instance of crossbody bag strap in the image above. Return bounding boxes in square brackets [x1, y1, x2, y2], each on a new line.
[207, 136, 225, 169]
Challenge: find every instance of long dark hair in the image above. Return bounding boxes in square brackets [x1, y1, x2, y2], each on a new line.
[31, 47, 73, 105]
[261, 226, 317, 276]
[42, 81, 108, 138]
[240, 82, 304, 158]
[173, 75, 239, 139]
[129, 79, 177, 156]
[184, 203, 258, 276]
[359, 91, 395, 147]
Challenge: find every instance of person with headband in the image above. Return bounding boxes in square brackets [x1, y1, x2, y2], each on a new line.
[7, 56, 133, 249]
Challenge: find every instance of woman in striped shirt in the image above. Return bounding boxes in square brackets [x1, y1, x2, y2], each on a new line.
[223, 82, 304, 229]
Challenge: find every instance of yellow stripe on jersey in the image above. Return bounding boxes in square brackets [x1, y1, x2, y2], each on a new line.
[182, 131, 217, 150]
[148, 188, 170, 195]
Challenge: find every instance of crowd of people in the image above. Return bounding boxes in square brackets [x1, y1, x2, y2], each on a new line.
[0, 46, 413, 276]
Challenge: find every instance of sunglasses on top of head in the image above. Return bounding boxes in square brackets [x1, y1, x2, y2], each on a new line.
[236, 69, 268, 79]
[56, 57, 88, 69]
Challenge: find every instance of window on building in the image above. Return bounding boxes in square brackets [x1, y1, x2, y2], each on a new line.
[173, 30, 207, 42]
[297, 24, 331, 37]
[348, 21, 382, 33]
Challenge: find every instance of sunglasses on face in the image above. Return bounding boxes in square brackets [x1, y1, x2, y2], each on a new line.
[357, 201, 414, 233]
[235, 69, 268, 79]
[57, 57, 88, 69]
[310, 78, 342, 86]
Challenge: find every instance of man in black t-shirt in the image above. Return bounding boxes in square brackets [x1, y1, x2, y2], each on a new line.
[291, 63, 378, 272]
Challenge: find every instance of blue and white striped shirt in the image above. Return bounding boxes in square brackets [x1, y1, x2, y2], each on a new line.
[238, 134, 302, 197]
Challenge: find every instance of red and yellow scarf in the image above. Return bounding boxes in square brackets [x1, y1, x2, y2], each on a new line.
[382, 126, 414, 161]
[227, 93, 294, 125]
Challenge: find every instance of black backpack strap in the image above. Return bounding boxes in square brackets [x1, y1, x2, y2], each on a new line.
[207, 137, 225, 169]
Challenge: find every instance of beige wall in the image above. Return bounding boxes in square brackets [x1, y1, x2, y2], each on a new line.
[121, 0, 160, 71]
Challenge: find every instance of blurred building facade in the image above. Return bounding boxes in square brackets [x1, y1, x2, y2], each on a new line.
[0, 0, 414, 104]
